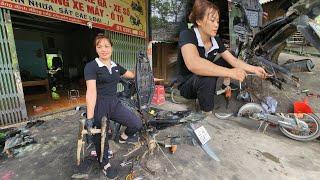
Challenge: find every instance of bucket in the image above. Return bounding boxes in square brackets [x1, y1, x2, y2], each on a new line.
[152, 85, 166, 105]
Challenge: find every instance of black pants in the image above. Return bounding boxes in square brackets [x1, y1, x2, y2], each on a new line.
[93, 96, 142, 166]
[178, 57, 232, 112]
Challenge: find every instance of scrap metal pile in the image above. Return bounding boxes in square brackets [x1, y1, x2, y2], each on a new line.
[0, 120, 44, 158]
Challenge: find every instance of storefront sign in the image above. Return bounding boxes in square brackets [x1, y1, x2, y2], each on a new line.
[0, 0, 146, 38]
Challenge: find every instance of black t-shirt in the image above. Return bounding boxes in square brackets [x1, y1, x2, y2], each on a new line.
[84, 59, 127, 97]
[177, 28, 226, 83]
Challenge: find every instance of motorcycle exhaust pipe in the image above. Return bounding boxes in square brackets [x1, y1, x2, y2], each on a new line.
[282, 59, 315, 72]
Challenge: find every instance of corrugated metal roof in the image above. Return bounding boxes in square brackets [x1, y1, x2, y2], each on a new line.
[259, 0, 275, 4]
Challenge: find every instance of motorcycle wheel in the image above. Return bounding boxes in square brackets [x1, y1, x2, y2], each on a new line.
[237, 103, 265, 117]
[279, 113, 320, 141]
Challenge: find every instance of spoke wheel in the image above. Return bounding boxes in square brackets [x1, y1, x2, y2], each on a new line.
[279, 113, 320, 141]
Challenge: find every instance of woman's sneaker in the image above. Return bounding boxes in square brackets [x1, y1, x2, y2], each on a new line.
[102, 164, 118, 179]
[90, 150, 113, 159]
[108, 150, 113, 159]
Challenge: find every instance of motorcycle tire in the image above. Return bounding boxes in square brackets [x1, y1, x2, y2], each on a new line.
[279, 113, 320, 141]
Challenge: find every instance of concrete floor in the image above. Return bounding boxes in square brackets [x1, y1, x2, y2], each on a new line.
[26, 90, 86, 118]
[0, 53, 319, 180]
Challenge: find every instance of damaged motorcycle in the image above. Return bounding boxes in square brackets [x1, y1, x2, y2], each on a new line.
[232, 0, 320, 89]
[227, 0, 320, 141]
[237, 103, 320, 141]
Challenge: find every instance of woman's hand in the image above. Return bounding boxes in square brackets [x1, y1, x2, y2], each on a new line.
[253, 66, 268, 79]
[229, 68, 247, 82]
[123, 70, 135, 79]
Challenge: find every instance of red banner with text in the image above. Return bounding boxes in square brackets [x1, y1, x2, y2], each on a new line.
[0, 0, 146, 38]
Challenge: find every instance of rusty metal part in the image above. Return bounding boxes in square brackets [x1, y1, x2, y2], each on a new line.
[100, 117, 107, 163]
[123, 142, 143, 157]
[76, 117, 107, 166]
[140, 150, 156, 175]
[225, 87, 232, 98]
[225, 87, 232, 109]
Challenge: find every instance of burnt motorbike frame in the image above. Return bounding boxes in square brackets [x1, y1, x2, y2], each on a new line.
[111, 51, 195, 142]
[232, 0, 320, 89]
[78, 52, 197, 139]
[116, 52, 216, 161]
[76, 52, 197, 166]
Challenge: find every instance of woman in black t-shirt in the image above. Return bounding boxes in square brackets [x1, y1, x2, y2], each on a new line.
[84, 33, 142, 178]
[177, 0, 268, 113]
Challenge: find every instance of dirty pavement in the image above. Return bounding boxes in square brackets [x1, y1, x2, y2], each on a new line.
[0, 53, 320, 180]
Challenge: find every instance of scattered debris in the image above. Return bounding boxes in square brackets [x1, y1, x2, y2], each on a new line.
[26, 120, 45, 129]
[156, 135, 183, 153]
[2, 128, 36, 157]
[169, 145, 177, 154]
[237, 82, 253, 103]
[186, 123, 220, 162]
[261, 96, 278, 113]
[32, 106, 44, 113]
[147, 108, 204, 130]
[256, 150, 280, 164]
[71, 173, 89, 179]
[0, 170, 15, 180]
[0, 119, 43, 157]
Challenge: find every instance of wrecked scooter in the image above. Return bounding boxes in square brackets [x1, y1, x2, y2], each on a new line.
[237, 103, 320, 141]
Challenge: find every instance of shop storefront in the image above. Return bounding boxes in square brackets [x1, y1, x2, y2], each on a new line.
[0, 0, 149, 126]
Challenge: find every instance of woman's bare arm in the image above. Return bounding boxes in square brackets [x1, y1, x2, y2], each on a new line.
[181, 44, 246, 81]
[86, 80, 97, 119]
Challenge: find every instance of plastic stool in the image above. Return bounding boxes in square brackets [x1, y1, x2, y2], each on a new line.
[68, 89, 80, 104]
[68, 89, 80, 99]
[152, 85, 166, 105]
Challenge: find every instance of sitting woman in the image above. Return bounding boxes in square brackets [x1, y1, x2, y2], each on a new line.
[84, 33, 142, 178]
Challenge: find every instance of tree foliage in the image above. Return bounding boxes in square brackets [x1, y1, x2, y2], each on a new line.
[151, 0, 185, 29]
